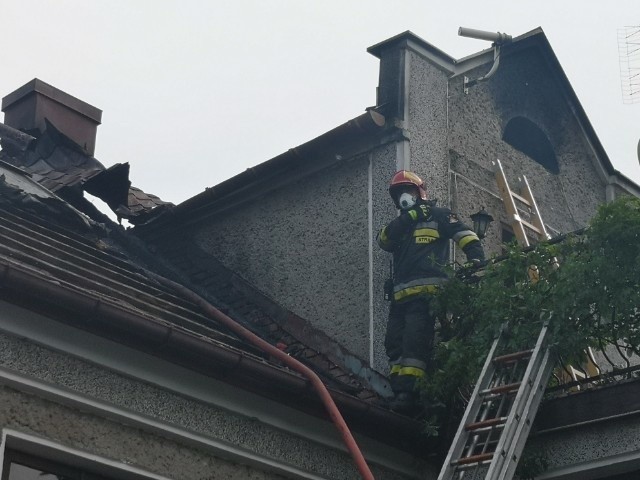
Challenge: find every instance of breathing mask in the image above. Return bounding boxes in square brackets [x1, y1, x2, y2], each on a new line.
[398, 192, 417, 210]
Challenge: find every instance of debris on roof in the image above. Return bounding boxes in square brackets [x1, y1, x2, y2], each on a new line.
[0, 119, 173, 224]
[0, 166, 271, 360]
[0, 164, 93, 232]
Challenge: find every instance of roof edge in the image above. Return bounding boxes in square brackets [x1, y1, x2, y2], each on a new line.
[135, 109, 391, 235]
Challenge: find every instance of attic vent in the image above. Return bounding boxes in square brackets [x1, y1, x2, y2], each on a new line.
[503, 117, 559, 174]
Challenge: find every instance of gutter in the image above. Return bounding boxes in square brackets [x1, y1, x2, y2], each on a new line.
[0, 260, 424, 451]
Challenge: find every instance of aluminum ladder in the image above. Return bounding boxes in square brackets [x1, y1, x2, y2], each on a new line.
[437, 159, 555, 480]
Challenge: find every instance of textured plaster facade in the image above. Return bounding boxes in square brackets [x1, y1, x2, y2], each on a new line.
[405, 50, 451, 207]
[370, 144, 399, 370]
[196, 155, 376, 362]
[528, 416, 640, 479]
[0, 306, 427, 480]
[0, 387, 286, 480]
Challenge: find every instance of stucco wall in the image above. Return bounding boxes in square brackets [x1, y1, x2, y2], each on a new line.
[371, 144, 399, 372]
[195, 156, 375, 362]
[527, 415, 640, 479]
[185, 39, 618, 375]
[0, 387, 286, 480]
[0, 324, 424, 480]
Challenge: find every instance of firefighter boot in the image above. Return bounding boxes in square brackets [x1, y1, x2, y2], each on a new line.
[390, 392, 419, 414]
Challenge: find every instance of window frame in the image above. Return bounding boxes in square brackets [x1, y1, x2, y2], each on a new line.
[0, 430, 170, 480]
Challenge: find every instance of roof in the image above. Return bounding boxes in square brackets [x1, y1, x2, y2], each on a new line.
[0, 170, 261, 356]
[0, 162, 428, 452]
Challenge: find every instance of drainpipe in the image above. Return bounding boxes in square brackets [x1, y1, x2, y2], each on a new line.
[458, 27, 512, 93]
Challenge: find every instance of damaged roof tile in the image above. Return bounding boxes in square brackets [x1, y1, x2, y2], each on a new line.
[0, 119, 172, 223]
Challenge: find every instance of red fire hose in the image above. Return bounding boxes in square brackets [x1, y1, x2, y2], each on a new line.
[149, 272, 375, 480]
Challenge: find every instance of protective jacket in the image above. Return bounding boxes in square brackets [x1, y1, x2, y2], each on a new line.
[377, 204, 484, 302]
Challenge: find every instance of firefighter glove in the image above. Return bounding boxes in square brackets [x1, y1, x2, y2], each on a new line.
[408, 204, 431, 221]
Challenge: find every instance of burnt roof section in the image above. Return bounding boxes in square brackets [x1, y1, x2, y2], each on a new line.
[14, 118, 104, 190]
[0, 172, 261, 355]
[0, 119, 172, 224]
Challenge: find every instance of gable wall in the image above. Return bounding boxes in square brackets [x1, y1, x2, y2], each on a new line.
[445, 47, 607, 255]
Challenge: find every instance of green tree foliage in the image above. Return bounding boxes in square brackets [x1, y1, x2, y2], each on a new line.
[422, 195, 640, 436]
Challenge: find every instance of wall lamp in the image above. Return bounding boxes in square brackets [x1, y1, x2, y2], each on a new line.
[471, 207, 494, 239]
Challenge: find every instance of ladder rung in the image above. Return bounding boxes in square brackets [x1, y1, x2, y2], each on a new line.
[516, 216, 542, 235]
[482, 382, 521, 396]
[510, 191, 532, 207]
[455, 459, 493, 471]
[493, 350, 534, 364]
[453, 452, 494, 466]
[465, 417, 508, 432]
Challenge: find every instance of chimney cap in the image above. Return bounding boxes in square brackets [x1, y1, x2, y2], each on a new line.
[1, 78, 102, 124]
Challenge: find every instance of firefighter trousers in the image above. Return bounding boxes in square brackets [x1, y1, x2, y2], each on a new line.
[385, 296, 435, 395]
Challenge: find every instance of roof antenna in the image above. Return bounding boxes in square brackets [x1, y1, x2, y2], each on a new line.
[458, 27, 512, 94]
[618, 26, 640, 105]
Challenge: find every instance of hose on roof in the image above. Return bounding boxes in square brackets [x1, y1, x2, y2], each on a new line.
[146, 270, 376, 480]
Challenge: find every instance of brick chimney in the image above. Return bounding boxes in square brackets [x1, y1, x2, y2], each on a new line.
[1, 78, 102, 156]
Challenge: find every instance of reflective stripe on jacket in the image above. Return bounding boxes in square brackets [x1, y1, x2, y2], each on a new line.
[377, 205, 484, 302]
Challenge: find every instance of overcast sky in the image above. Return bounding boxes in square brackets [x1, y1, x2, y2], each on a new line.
[2, 1, 639, 205]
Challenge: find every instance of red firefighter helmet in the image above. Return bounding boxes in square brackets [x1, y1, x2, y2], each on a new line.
[388, 170, 427, 208]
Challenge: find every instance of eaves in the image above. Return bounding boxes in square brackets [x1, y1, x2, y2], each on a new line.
[136, 109, 396, 236]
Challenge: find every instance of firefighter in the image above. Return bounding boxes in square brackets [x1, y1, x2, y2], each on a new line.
[377, 170, 485, 412]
